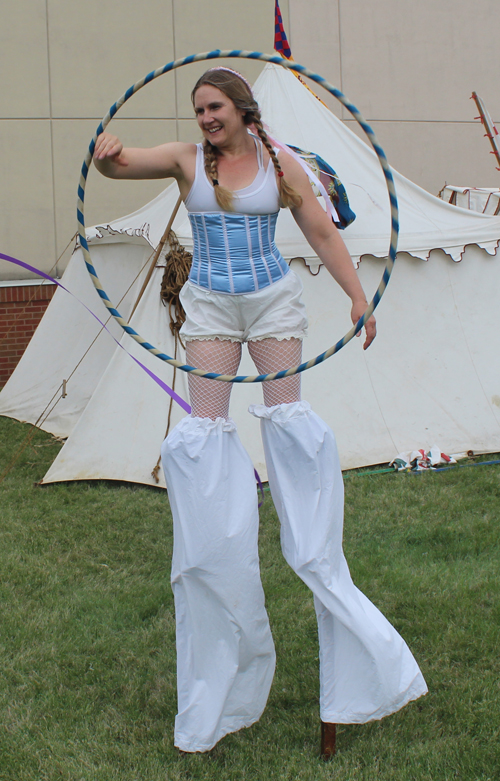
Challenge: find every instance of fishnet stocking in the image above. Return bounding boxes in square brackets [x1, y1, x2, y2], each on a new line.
[248, 338, 302, 407]
[186, 337, 302, 419]
[186, 339, 242, 420]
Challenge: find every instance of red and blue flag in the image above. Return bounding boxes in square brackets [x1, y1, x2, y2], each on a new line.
[274, 1, 292, 59]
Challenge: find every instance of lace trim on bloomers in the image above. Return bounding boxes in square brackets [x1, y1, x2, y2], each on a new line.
[183, 333, 305, 344]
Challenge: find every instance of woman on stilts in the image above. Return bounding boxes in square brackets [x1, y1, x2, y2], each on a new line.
[94, 66, 427, 756]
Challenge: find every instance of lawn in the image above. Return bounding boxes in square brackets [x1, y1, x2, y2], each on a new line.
[0, 417, 499, 780]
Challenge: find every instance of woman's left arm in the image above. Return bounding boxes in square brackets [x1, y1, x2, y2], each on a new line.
[280, 154, 376, 349]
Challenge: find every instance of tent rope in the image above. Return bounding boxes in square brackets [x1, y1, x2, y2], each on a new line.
[130, 194, 183, 319]
[0, 380, 67, 485]
[77, 49, 399, 384]
[63, 244, 161, 382]
[0, 232, 77, 351]
[32, 245, 158, 415]
[159, 230, 192, 336]
[0, 242, 162, 484]
[151, 330, 184, 484]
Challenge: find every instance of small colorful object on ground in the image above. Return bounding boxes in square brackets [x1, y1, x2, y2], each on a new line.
[78, 49, 399, 383]
[391, 446, 457, 472]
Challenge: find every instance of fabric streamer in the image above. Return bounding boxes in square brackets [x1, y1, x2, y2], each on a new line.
[0, 251, 191, 414]
[0, 250, 271, 498]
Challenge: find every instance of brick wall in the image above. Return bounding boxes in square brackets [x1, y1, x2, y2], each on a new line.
[0, 284, 57, 387]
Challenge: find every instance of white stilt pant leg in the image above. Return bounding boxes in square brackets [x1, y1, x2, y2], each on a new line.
[161, 416, 275, 752]
[250, 401, 427, 724]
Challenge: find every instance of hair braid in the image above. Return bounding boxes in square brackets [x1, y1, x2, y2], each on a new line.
[192, 67, 302, 211]
[202, 140, 234, 211]
[251, 114, 302, 209]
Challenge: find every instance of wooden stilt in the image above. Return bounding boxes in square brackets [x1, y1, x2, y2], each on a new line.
[320, 721, 336, 759]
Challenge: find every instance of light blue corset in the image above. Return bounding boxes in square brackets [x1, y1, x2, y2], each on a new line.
[188, 212, 289, 295]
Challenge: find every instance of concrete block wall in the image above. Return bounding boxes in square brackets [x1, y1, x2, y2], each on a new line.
[1, 0, 499, 384]
[2, 0, 499, 284]
[0, 0, 287, 282]
[0, 0, 286, 379]
[289, 0, 500, 194]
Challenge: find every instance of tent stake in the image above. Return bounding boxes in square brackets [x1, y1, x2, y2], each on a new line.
[129, 194, 183, 318]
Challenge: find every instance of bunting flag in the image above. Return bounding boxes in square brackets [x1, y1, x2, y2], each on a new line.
[274, 0, 292, 59]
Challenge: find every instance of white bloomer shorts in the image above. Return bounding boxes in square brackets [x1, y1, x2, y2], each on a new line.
[179, 270, 308, 343]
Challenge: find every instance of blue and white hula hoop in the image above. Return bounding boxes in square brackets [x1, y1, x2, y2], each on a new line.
[78, 49, 399, 383]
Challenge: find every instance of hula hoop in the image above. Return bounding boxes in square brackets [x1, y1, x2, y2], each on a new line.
[78, 50, 399, 383]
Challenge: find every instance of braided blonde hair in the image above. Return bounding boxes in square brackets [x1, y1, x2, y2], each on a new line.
[191, 69, 302, 212]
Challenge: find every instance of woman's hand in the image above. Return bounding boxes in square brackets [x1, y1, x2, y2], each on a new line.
[93, 132, 127, 166]
[92, 136, 194, 185]
[351, 300, 376, 350]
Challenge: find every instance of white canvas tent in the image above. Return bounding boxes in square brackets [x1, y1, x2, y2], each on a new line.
[1, 63, 500, 487]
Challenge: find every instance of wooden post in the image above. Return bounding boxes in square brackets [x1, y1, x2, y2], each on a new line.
[320, 722, 336, 759]
[471, 91, 500, 171]
[129, 194, 183, 319]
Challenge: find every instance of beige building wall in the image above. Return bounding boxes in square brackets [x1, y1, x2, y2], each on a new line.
[0, 0, 289, 279]
[1, 0, 499, 280]
[290, 0, 500, 196]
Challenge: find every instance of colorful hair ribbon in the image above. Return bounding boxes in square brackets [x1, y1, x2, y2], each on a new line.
[266, 135, 356, 230]
[286, 146, 356, 229]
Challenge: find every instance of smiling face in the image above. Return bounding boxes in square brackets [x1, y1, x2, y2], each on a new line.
[193, 84, 246, 147]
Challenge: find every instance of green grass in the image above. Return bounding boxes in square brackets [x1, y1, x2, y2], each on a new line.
[1, 417, 499, 780]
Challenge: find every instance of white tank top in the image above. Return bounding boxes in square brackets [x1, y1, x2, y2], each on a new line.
[184, 138, 281, 215]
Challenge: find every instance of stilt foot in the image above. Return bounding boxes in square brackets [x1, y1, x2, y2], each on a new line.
[320, 721, 336, 759]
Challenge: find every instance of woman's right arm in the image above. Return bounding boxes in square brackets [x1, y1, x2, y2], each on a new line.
[93, 132, 190, 181]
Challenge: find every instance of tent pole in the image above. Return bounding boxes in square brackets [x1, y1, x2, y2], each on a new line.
[471, 92, 500, 171]
[129, 193, 183, 319]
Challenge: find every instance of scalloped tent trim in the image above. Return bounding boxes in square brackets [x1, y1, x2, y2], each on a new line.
[2, 61, 500, 484]
[79, 63, 500, 270]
